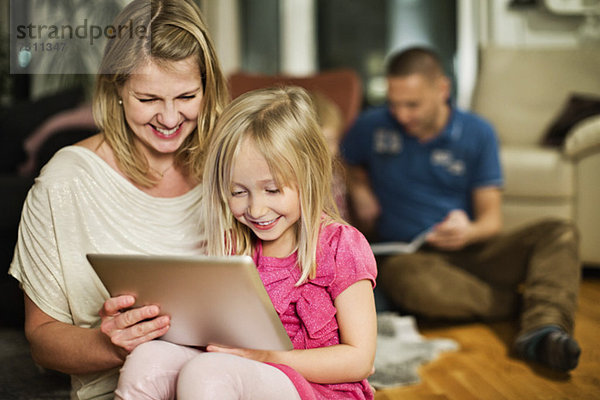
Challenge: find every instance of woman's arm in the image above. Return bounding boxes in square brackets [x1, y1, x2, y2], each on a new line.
[24, 294, 170, 375]
[208, 279, 377, 383]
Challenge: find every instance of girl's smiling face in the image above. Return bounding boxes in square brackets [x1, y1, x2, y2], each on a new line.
[228, 138, 301, 258]
[119, 56, 204, 159]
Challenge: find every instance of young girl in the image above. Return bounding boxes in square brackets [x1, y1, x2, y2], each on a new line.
[115, 86, 377, 399]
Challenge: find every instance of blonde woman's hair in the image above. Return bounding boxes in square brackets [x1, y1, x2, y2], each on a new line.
[93, 0, 229, 187]
[203, 86, 343, 284]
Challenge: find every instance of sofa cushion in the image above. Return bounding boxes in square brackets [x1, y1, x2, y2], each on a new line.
[500, 145, 573, 198]
[472, 47, 600, 146]
[542, 94, 600, 147]
[501, 201, 573, 233]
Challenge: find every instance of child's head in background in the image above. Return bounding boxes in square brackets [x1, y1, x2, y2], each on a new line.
[309, 91, 349, 221]
[202, 86, 342, 284]
[309, 91, 344, 158]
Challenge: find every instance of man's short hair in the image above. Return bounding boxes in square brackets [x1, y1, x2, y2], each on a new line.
[386, 46, 445, 80]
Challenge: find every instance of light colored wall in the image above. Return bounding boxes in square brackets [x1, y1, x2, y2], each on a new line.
[279, 0, 316, 75]
[456, 0, 593, 109]
[483, 0, 585, 47]
[456, 0, 480, 109]
[201, 0, 240, 77]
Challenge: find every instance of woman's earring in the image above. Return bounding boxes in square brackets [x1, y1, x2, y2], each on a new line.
[118, 99, 123, 105]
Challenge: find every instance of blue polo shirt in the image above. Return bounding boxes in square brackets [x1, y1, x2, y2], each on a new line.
[341, 105, 503, 242]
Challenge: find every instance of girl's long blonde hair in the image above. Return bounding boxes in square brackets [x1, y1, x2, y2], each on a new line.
[93, 0, 229, 187]
[202, 86, 342, 284]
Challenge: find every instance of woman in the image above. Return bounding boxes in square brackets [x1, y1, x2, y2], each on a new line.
[8, 0, 228, 398]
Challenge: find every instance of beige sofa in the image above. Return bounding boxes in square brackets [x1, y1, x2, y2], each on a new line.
[471, 46, 600, 266]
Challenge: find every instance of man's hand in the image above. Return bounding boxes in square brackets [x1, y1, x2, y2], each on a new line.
[427, 210, 473, 251]
[99, 295, 170, 354]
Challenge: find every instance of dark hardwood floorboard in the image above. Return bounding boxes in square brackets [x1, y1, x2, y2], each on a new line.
[375, 271, 600, 400]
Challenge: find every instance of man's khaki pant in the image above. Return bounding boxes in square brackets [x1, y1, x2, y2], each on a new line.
[379, 219, 581, 336]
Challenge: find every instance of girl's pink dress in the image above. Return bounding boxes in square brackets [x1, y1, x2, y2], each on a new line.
[253, 222, 377, 400]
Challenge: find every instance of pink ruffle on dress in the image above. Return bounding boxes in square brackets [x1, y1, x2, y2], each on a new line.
[254, 222, 377, 400]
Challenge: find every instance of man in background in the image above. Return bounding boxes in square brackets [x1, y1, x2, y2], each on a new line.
[342, 46, 581, 372]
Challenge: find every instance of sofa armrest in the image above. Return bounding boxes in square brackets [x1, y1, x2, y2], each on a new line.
[564, 115, 600, 159]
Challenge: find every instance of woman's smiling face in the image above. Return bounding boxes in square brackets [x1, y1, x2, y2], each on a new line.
[119, 56, 204, 158]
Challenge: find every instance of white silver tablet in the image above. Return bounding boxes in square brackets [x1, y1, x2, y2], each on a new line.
[87, 253, 293, 351]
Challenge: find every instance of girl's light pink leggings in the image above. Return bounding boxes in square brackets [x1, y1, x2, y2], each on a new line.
[114, 340, 301, 400]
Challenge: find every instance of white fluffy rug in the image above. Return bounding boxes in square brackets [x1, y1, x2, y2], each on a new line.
[369, 313, 459, 389]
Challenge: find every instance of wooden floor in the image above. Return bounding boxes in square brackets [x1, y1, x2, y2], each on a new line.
[374, 269, 600, 400]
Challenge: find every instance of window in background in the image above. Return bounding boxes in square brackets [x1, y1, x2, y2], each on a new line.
[317, 0, 457, 107]
[317, 0, 387, 106]
[236, 0, 457, 107]
[239, 0, 280, 74]
[10, 0, 126, 100]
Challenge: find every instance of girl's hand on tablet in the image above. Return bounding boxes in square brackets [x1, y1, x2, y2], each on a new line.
[206, 344, 273, 363]
[99, 295, 170, 354]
